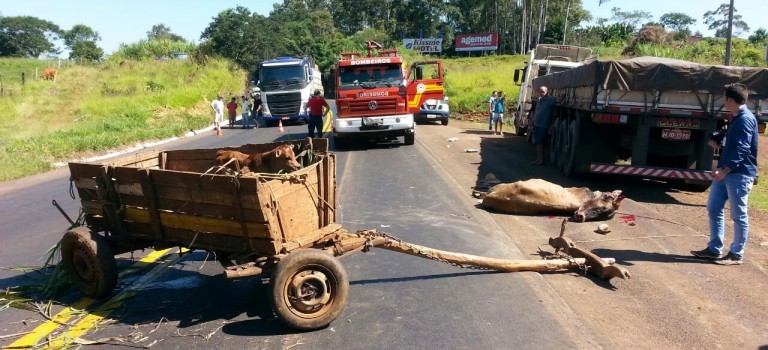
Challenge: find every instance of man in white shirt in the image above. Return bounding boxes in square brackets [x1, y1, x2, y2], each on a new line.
[210, 95, 224, 132]
[240, 96, 252, 129]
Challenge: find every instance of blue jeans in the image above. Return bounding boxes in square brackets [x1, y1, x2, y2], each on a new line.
[308, 116, 323, 137]
[242, 112, 250, 128]
[707, 173, 754, 258]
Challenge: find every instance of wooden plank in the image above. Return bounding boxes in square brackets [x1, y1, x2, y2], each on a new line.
[115, 182, 144, 196]
[122, 207, 273, 239]
[153, 185, 261, 210]
[140, 169, 165, 240]
[256, 180, 282, 241]
[154, 198, 265, 221]
[68, 163, 103, 179]
[122, 222, 281, 255]
[150, 169, 259, 192]
[81, 200, 102, 215]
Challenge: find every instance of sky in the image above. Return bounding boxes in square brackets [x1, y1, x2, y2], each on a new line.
[0, 0, 765, 56]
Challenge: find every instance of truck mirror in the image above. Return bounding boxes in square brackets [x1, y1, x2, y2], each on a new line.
[513, 69, 523, 86]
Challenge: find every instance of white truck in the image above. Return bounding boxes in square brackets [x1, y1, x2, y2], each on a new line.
[533, 56, 767, 189]
[256, 57, 324, 126]
[512, 44, 596, 136]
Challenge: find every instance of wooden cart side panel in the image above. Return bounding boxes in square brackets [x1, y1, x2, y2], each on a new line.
[122, 222, 280, 255]
[106, 150, 161, 168]
[267, 165, 321, 243]
[122, 207, 273, 239]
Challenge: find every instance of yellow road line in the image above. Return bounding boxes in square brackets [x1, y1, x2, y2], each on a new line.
[46, 250, 185, 349]
[8, 248, 175, 349]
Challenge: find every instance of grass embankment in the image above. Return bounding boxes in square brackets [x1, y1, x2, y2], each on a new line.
[0, 58, 246, 181]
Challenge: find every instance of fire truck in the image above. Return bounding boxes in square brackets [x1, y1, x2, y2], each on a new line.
[332, 41, 444, 147]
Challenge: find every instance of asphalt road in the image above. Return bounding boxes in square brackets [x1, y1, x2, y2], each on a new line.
[1, 113, 767, 349]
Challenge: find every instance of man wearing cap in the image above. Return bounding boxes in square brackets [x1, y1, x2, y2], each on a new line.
[304, 89, 330, 138]
[210, 95, 224, 132]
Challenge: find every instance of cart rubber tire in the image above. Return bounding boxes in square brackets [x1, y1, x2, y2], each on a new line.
[404, 132, 415, 145]
[60, 227, 118, 298]
[269, 250, 349, 331]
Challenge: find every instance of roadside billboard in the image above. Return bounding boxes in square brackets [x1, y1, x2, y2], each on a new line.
[403, 38, 443, 53]
[455, 33, 498, 52]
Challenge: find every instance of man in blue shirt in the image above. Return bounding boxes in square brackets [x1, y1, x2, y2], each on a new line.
[692, 83, 759, 265]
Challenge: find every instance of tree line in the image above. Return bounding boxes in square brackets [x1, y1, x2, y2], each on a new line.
[2, 1, 766, 71]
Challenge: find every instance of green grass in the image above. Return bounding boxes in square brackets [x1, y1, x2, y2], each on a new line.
[0, 58, 246, 181]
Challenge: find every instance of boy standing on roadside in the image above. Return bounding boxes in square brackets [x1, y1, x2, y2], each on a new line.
[493, 91, 506, 135]
[226, 97, 238, 128]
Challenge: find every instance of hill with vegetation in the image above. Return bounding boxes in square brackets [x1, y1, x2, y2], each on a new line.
[0, 56, 244, 181]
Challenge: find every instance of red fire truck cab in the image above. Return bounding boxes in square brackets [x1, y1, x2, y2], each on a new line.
[333, 41, 444, 147]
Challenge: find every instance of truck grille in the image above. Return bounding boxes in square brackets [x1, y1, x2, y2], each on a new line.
[350, 98, 398, 114]
[266, 92, 302, 115]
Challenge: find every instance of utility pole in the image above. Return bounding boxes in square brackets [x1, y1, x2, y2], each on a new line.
[724, 0, 734, 66]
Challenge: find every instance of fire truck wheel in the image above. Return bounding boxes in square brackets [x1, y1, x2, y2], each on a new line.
[60, 227, 118, 298]
[269, 249, 349, 331]
[404, 133, 415, 145]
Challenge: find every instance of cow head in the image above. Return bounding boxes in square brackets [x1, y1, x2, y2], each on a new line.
[573, 190, 624, 222]
[270, 144, 302, 173]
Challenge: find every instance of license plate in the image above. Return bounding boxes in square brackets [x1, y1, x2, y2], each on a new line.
[661, 128, 690, 140]
[281, 116, 290, 120]
[363, 117, 381, 126]
[427, 114, 438, 118]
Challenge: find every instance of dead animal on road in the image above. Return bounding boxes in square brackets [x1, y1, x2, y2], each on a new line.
[215, 144, 302, 174]
[478, 178, 625, 222]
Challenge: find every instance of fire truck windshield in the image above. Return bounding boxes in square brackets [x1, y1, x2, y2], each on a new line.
[259, 66, 307, 91]
[338, 64, 403, 90]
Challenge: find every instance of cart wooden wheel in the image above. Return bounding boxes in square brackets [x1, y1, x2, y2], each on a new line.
[269, 250, 349, 331]
[60, 227, 118, 298]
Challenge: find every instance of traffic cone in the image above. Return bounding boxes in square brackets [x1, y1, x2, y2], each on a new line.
[216, 127, 222, 136]
[278, 120, 284, 132]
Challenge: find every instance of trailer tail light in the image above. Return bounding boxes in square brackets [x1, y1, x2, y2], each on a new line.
[593, 113, 627, 124]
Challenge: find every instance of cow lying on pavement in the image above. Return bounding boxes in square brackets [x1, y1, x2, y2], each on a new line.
[478, 178, 624, 222]
[215, 144, 302, 174]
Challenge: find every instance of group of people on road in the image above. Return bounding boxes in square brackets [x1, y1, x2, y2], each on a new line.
[524, 83, 759, 266]
[210, 89, 329, 138]
[210, 93, 263, 132]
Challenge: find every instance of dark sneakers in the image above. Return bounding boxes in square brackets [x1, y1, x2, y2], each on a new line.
[714, 252, 743, 265]
[691, 248, 720, 259]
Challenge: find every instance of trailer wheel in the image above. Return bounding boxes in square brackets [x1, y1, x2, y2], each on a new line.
[563, 119, 579, 177]
[269, 250, 349, 331]
[61, 227, 118, 298]
[556, 118, 569, 170]
[549, 119, 561, 164]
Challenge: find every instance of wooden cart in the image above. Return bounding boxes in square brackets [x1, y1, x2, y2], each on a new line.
[66, 138, 347, 330]
[62, 138, 630, 331]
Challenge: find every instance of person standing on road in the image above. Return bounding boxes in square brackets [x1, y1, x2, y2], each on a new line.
[488, 91, 497, 131]
[304, 89, 330, 138]
[226, 97, 238, 128]
[531, 86, 556, 165]
[493, 91, 506, 135]
[251, 93, 263, 129]
[210, 95, 224, 133]
[240, 95, 251, 129]
[692, 83, 759, 265]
